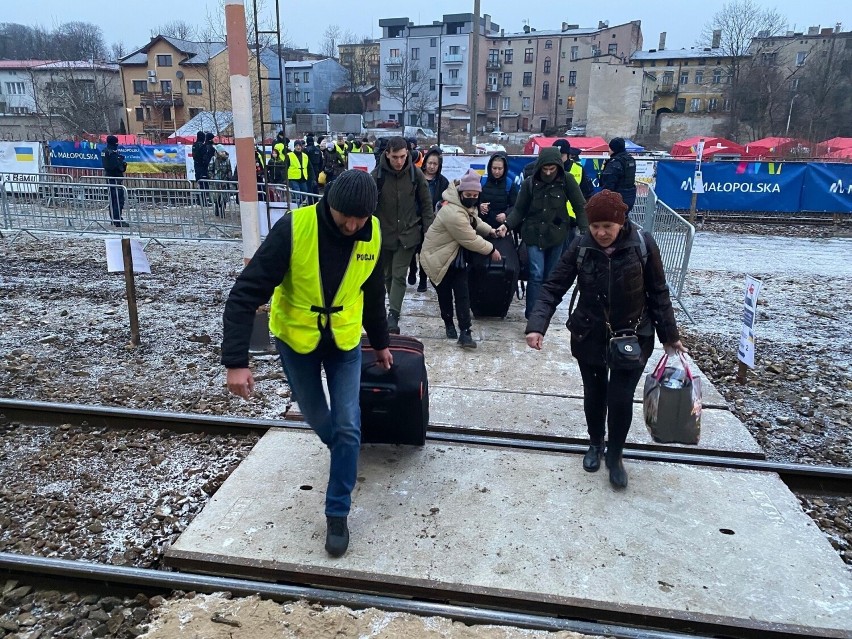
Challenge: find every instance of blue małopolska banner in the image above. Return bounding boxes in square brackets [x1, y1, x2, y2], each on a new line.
[655, 161, 807, 212]
[801, 162, 852, 213]
[49, 141, 186, 174]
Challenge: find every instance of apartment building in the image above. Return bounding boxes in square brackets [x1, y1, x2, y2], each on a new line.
[378, 14, 500, 130]
[120, 35, 272, 140]
[478, 20, 643, 133]
[338, 41, 380, 89]
[284, 59, 349, 116]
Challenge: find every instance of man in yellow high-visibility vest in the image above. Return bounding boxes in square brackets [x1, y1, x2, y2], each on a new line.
[222, 170, 392, 558]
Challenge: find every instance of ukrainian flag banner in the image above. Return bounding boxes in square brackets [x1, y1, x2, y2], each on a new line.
[0, 142, 42, 193]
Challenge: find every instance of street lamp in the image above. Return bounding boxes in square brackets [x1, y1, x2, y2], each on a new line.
[785, 94, 798, 136]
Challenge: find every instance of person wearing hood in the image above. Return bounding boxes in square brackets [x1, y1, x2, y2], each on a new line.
[599, 137, 637, 212]
[407, 147, 449, 292]
[370, 136, 434, 333]
[421, 169, 503, 348]
[498, 146, 587, 318]
[304, 134, 323, 193]
[191, 131, 208, 203]
[208, 145, 234, 217]
[101, 135, 128, 227]
[479, 151, 519, 228]
[323, 138, 347, 185]
[525, 190, 685, 488]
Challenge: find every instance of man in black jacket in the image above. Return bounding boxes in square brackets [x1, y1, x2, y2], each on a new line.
[101, 135, 128, 227]
[222, 170, 392, 558]
[599, 137, 637, 212]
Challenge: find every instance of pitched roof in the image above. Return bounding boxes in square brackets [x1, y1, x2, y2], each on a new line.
[33, 61, 119, 72]
[120, 35, 227, 65]
[170, 111, 234, 138]
[0, 60, 57, 69]
[631, 48, 742, 61]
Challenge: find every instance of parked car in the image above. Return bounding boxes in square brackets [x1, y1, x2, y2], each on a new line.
[438, 144, 465, 155]
[376, 120, 401, 129]
[564, 125, 586, 137]
[489, 130, 509, 141]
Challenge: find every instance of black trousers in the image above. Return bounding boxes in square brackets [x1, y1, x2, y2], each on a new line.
[577, 360, 645, 454]
[434, 265, 471, 331]
[107, 178, 124, 222]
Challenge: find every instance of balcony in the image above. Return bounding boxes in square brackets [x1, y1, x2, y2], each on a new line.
[486, 59, 502, 70]
[384, 78, 403, 88]
[656, 85, 676, 95]
[485, 83, 500, 93]
[442, 53, 463, 64]
[385, 56, 403, 66]
[139, 91, 184, 107]
[443, 77, 463, 87]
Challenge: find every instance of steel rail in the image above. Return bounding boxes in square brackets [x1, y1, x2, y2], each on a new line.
[1, 398, 849, 494]
[0, 553, 825, 639]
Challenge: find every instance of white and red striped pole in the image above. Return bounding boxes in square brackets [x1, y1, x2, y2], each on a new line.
[225, 0, 261, 261]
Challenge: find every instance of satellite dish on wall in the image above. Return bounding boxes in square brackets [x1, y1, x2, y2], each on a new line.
[176, 70, 185, 79]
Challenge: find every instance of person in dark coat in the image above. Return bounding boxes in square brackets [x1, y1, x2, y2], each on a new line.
[478, 151, 519, 228]
[408, 147, 449, 291]
[305, 134, 323, 193]
[101, 135, 128, 227]
[599, 137, 637, 212]
[525, 190, 685, 489]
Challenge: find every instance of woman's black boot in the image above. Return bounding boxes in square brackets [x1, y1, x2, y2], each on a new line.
[582, 440, 604, 472]
[605, 448, 628, 489]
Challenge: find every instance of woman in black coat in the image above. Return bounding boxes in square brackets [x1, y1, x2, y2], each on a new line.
[409, 147, 449, 292]
[478, 151, 518, 228]
[525, 190, 686, 489]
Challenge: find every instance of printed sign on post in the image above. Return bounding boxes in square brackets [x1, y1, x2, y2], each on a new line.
[737, 275, 763, 368]
[105, 238, 151, 274]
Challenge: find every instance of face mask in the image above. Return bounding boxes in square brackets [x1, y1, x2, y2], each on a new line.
[460, 196, 478, 209]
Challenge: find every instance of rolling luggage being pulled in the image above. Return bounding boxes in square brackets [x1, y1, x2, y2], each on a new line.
[468, 235, 519, 319]
[359, 335, 429, 446]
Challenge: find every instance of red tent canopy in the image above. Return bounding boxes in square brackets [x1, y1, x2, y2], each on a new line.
[522, 136, 608, 155]
[826, 147, 852, 160]
[815, 137, 852, 156]
[743, 137, 800, 159]
[670, 136, 746, 158]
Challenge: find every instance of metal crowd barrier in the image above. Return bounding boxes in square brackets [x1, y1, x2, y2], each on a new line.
[634, 186, 695, 321]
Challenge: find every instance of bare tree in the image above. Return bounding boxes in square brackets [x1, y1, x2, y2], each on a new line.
[0, 21, 108, 61]
[699, 0, 787, 139]
[54, 22, 108, 60]
[793, 39, 852, 141]
[382, 56, 433, 128]
[110, 42, 127, 62]
[151, 20, 197, 40]
[319, 25, 342, 59]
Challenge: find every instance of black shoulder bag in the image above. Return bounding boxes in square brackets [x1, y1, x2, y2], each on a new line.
[601, 300, 644, 370]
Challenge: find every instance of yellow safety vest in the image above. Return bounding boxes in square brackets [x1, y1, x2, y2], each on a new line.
[565, 162, 583, 220]
[287, 151, 309, 181]
[269, 206, 381, 354]
[334, 142, 348, 165]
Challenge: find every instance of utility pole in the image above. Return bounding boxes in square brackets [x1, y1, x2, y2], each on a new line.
[468, 0, 480, 146]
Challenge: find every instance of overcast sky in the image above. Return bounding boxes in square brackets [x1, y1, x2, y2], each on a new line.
[3, 0, 850, 55]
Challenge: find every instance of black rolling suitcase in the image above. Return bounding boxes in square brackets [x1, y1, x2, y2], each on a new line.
[468, 235, 519, 319]
[359, 335, 429, 445]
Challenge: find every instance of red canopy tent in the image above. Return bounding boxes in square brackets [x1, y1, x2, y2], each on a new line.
[826, 147, 852, 160]
[523, 136, 608, 155]
[670, 136, 746, 158]
[815, 137, 852, 157]
[743, 137, 800, 159]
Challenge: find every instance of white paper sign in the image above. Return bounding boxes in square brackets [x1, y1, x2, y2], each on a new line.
[692, 170, 705, 193]
[105, 238, 151, 274]
[737, 275, 763, 368]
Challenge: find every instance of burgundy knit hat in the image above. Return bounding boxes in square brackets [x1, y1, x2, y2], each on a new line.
[585, 189, 629, 225]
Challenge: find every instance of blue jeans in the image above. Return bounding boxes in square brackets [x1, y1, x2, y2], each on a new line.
[525, 243, 565, 318]
[276, 339, 362, 517]
[291, 180, 308, 205]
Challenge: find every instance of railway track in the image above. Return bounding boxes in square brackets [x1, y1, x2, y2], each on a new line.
[2, 398, 850, 495]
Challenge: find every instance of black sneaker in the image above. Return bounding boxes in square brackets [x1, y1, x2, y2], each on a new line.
[387, 311, 400, 335]
[445, 324, 458, 339]
[325, 516, 349, 557]
[457, 330, 476, 349]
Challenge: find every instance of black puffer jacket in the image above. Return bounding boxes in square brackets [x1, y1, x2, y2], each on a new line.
[421, 148, 449, 210]
[525, 221, 679, 367]
[479, 151, 518, 228]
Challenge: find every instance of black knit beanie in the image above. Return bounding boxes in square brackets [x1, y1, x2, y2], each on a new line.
[325, 170, 377, 218]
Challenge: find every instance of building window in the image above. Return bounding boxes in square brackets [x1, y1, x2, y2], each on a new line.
[186, 80, 202, 95]
[761, 52, 777, 65]
[679, 72, 689, 85]
[135, 107, 144, 121]
[523, 72, 532, 86]
[156, 54, 172, 67]
[522, 96, 530, 111]
[504, 49, 513, 64]
[689, 98, 701, 112]
[293, 73, 299, 83]
[389, 70, 400, 81]
[450, 91, 459, 96]
[796, 51, 807, 66]
[286, 92, 293, 102]
[571, 46, 579, 60]
[568, 70, 577, 86]
[545, 40, 553, 50]
[662, 71, 674, 85]
[189, 107, 202, 118]
[449, 69, 459, 80]
[790, 78, 800, 90]
[707, 98, 718, 112]
[286, 72, 291, 82]
[411, 48, 419, 60]
[430, 78, 436, 90]
[294, 92, 300, 103]
[694, 71, 703, 84]
[412, 92, 419, 98]
[449, 45, 460, 55]
[502, 96, 510, 111]
[304, 92, 311, 103]
[592, 46, 601, 57]
[712, 68, 722, 83]
[132, 80, 146, 94]
[429, 37, 436, 47]
[411, 70, 418, 82]
[502, 72, 512, 86]
[524, 48, 533, 63]
[544, 57, 551, 74]
[160, 80, 172, 93]
[390, 48, 400, 57]
[723, 99, 731, 111]
[608, 43, 617, 55]
[542, 81, 549, 99]
[488, 96, 497, 109]
[675, 97, 686, 113]
[430, 56, 436, 69]
[303, 72, 309, 83]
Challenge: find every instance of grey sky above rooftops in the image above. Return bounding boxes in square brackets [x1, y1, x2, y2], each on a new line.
[3, 0, 849, 58]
